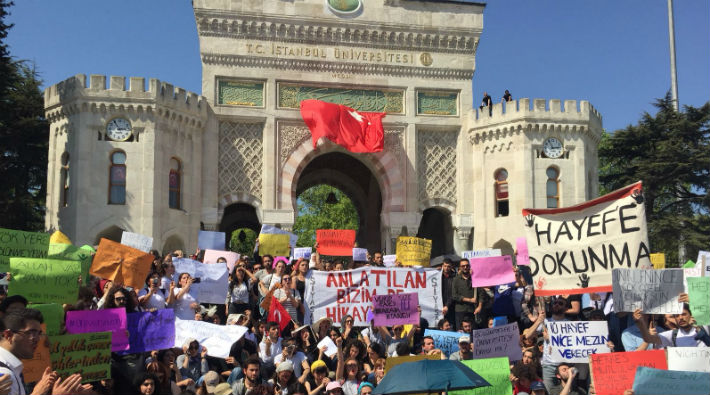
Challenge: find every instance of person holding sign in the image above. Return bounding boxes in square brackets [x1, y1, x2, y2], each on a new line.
[635, 303, 710, 348]
[168, 273, 200, 320]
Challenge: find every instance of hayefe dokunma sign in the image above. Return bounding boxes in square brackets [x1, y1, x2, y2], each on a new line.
[522, 182, 652, 296]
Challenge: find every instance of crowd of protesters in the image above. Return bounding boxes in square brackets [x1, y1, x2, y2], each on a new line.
[0, 241, 707, 395]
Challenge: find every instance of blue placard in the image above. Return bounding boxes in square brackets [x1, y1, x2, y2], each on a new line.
[198, 230, 226, 250]
[632, 366, 710, 395]
[424, 329, 466, 358]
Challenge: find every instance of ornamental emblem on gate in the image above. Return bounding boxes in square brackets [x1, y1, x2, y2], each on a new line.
[327, 0, 363, 16]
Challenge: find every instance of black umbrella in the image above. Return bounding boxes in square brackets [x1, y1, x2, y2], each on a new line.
[430, 254, 462, 267]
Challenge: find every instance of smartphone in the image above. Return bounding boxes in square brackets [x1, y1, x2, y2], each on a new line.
[151, 278, 159, 286]
[193, 278, 202, 283]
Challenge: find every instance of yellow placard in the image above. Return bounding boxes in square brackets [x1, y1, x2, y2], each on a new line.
[258, 233, 291, 257]
[395, 236, 432, 267]
[384, 354, 439, 373]
[650, 253, 666, 269]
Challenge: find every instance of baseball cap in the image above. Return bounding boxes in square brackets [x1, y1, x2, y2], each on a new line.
[326, 381, 342, 392]
[203, 371, 220, 393]
[458, 335, 471, 344]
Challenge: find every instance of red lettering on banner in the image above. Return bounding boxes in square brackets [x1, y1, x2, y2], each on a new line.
[327, 274, 337, 287]
[387, 289, 404, 294]
[360, 272, 370, 286]
[371, 270, 386, 286]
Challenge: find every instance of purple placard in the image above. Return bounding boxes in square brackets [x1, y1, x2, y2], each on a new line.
[470, 255, 516, 287]
[65, 307, 129, 351]
[372, 292, 419, 326]
[125, 309, 176, 353]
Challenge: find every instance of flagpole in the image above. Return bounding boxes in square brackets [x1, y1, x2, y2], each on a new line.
[667, 0, 679, 111]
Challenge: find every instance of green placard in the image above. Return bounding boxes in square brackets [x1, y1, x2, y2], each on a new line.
[48, 243, 93, 286]
[9, 258, 80, 304]
[451, 356, 512, 395]
[417, 90, 459, 116]
[218, 80, 264, 107]
[50, 332, 112, 383]
[0, 228, 50, 271]
[28, 303, 64, 336]
[684, 260, 696, 268]
[687, 277, 710, 326]
[278, 83, 404, 113]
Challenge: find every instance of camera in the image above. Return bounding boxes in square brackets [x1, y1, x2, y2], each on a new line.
[193, 278, 202, 283]
[151, 278, 159, 286]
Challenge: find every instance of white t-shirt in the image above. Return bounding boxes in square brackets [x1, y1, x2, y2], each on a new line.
[659, 326, 710, 348]
[0, 347, 26, 395]
[172, 287, 198, 320]
[274, 351, 308, 377]
[138, 288, 167, 310]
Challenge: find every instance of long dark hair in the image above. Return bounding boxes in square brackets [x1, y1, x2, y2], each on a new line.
[105, 287, 136, 312]
[229, 265, 247, 290]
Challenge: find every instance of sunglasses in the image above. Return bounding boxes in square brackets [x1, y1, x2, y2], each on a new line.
[282, 278, 291, 282]
[114, 297, 127, 302]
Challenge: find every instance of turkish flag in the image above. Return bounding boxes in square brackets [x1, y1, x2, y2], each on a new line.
[300, 99, 385, 153]
[268, 296, 292, 332]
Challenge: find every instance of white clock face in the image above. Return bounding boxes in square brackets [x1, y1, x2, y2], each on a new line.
[106, 118, 132, 141]
[543, 137, 563, 159]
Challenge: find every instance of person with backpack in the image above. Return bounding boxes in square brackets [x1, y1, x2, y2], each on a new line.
[635, 301, 710, 347]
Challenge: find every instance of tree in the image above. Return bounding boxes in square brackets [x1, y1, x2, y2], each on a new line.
[293, 185, 359, 247]
[598, 93, 710, 265]
[229, 228, 257, 257]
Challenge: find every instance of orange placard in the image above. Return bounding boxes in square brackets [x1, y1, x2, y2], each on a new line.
[22, 324, 51, 382]
[90, 238, 153, 289]
[316, 229, 356, 256]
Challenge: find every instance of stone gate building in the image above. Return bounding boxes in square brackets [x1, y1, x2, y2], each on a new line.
[44, 0, 602, 257]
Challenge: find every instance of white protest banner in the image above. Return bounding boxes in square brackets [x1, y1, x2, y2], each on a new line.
[203, 249, 239, 273]
[174, 319, 247, 358]
[667, 347, 710, 373]
[523, 182, 651, 296]
[172, 258, 229, 304]
[471, 322, 522, 361]
[198, 231, 225, 251]
[304, 267, 442, 326]
[383, 255, 396, 267]
[462, 249, 501, 259]
[353, 248, 368, 262]
[294, 247, 312, 260]
[546, 320, 610, 363]
[316, 335, 338, 357]
[121, 231, 153, 253]
[260, 224, 298, 247]
[612, 268, 684, 314]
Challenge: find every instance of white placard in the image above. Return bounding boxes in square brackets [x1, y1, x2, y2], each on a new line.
[174, 319, 247, 358]
[383, 255, 397, 267]
[316, 335, 338, 357]
[462, 249, 501, 259]
[352, 248, 368, 261]
[294, 247, 312, 260]
[546, 320, 610, 363]
[198, 231, 226, 251]
[172, 258, 229, 304]
[121, 231, 153, 253]
[612, 268, 684, 314]
[203, 249, 239, 273]
[667, 347, 710, 373]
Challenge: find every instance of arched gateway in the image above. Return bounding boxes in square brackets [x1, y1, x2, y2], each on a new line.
[44, 1, 602, 255]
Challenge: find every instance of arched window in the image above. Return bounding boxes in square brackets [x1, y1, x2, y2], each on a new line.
[494, 168, 509, 217]
[60, 152, 70, 207]
[169, 157, 181, 209]
[109, 151, 126, 204]
[546, 167, 560, 208]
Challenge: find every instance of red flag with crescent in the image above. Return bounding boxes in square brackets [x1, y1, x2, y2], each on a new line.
[268, 296, 292, 332]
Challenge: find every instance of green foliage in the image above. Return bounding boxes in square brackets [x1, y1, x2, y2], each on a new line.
[0, 1, 49, 231]
[229, 228, 257, 256]
[598, 93, 710, 265]
[293, 185, 359, 247]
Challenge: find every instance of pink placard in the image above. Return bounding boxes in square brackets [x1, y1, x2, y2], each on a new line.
[65, 307, 129, 351]
[203, 249, 239, 273]
[516, 237, 530, 266]
[372, 292, 419, 326]
[470, 255, 516, 287]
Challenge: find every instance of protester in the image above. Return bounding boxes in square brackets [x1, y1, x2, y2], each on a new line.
[272, 274, 303, 324]
[451, 259, 477, 330]
[139, 271, 168, 311]
[448, 335, 473, 361]
[133, 372, 160, 395]
[169, 272, 200, 320]
[226, 264, 255, 315]
[548, 363, 586, 395]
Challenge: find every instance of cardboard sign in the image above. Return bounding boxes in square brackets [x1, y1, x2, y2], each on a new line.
[50, 332, 112, 383]
[451, 357, 512, 395]
[352, 248, 368, 262]
[198, 230, 226, 250]
[203, 249, 239, 273]
[383, 254, 396, 267]
[174, 319, 247, 358]
[384, 354, 439, 373]
[462, 249, 502, 259]
[546, 321, 610, 363]
[0, 228, 50, 272]
[120, 231, 153, 253]
[372, 292, 419, 326]
[667, 347, 710, 373]
[316, 229, 356, 256]
[687, 277, 710, 325]
[91, 238, 154, 289]
[515, 237, 529, 266]
[9, 258, 80, 304]
[423, 329, 466, 358]
[632, 367, 710, 395]
[523, 182, 652, 296]
[650, 253, 665, 269]
[612, 268, 684, 314]
[172, 258, 229, 304]
[294, 247, 312, 260]
[48, 243, 93, 288]
[28, 303, 63, 336]
[395, 236, 432, 267]
[697, 251, 710, 270]
[304, 267, 442, 327]
[65, 308, 129, 352]
[125, 309, 176, 353]
[684, 260, 696, 269]
[471, 322, 522, 361]
[261, 224, 298, 247]
[470, 255, 515, 287]
[258, 233, 291, 257]
[590, 349, 667, 395]
[22, 323, 51, 383]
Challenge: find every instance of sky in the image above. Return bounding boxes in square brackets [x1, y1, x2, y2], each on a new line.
[5, 1, 709, 133]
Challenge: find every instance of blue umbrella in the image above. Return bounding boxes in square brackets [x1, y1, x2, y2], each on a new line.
[372, 359, 491, 394]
